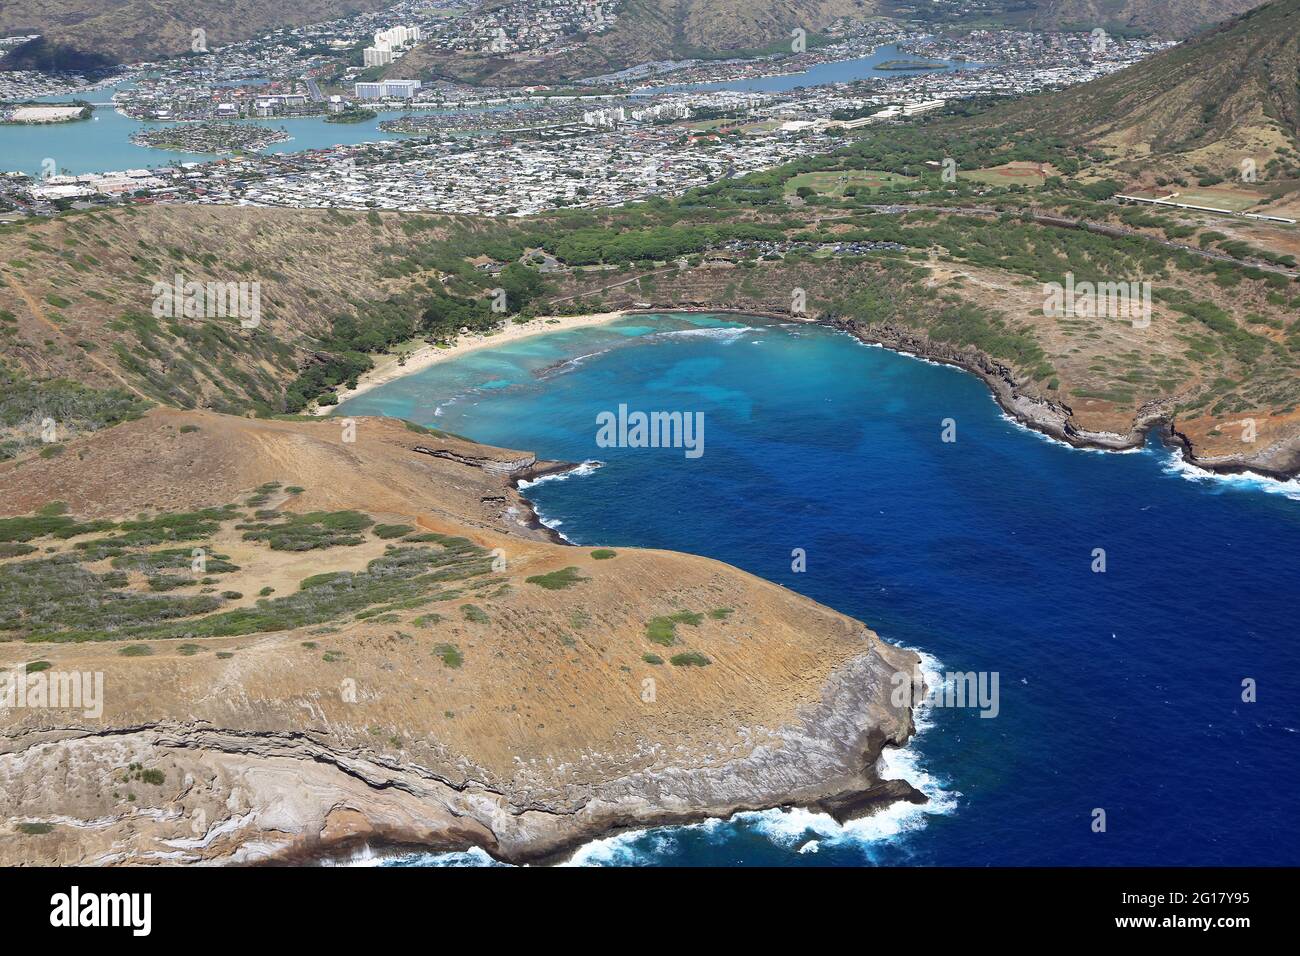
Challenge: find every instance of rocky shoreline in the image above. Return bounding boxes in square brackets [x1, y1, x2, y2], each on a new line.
[350, 638, 926, 866]
[829, 318, 1300, 481]
[409, 439, 582, 546]
[621, 306, 1300, 481]
[0, 639, 922, 867]
[0, 411, 933, 868]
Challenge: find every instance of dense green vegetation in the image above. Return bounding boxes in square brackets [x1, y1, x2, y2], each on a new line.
[325, 107, 378, 124]
[0, 361, 149, 460]
[0, 500, 496, 644]
[460, 603, 490, 624]
[432, 642, 464, 668]
[645, 610, 704, 647]
[238, 511, 374, 551]
[669, 651, 711, 667]
[524, 566, 587, 589]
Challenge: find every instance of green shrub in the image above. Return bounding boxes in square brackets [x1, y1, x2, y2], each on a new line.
[645, 610, 704, 646]
[670, 651, 711, 667]
[240, 510, 374, 551]
[525, 566, 587, 589]
[433, 642, 464, 667]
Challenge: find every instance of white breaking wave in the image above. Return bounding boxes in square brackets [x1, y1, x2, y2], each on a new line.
[515, 459, 603, 491]
[538, 515, 573, 543]
[333, 843, 503, 867]
[362, 846, 508, 868]
[655, 325, 756, 343]
[517, 460, 603, 545]
[994, 408, 1143, 455]
[564, 825, 697, 866]
[1162, 449, 1300, 501]
[377, 642, 954, 868]
[536, 347, 613, 380]
[565, 646, 957, 866]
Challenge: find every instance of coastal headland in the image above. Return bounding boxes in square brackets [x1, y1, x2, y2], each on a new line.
[0, 409, 923, 865]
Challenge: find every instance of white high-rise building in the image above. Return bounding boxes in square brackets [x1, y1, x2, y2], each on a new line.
[364, 25, 420, 66]
[381, 79, 421, 99]
[355, 79, 422, 100]
[373, 25, 421, 50]
[583, 107, 627, 129]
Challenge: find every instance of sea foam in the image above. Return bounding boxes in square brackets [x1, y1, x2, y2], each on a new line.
[563, 647, 957, 866]
[1162, 449, 1300, 501]
[654, 325, 756, 343]
[516, 460, 604, 544]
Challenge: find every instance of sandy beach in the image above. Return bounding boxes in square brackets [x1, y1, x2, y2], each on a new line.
[314, 311, 627, 414]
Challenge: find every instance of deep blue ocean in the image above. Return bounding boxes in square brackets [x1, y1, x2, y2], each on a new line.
[338, 313, 1300, 867]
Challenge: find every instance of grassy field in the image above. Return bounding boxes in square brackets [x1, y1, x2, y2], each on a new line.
[963, 161, 1054, 187]
[686, 118, 738, 131]
[785, 169, 915, 198]
[1135, 185, 1262, 212]
[688, 119, 784, 135]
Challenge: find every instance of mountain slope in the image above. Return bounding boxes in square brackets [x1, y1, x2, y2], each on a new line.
[1028, 0, 1271, 37]
[977, 0, 1300, 179]
[393, 0, 878, 86]
[0, 0, 390, 67]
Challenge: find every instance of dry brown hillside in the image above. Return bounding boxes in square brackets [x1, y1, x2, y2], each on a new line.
[0, 409, 920, 864]
[0, 205, 463, 414]
[392, 0, 878, 86]
[1029, 0, 1269, 37]
[984, 0, 1300, 181]
[0, 0, 391, 65]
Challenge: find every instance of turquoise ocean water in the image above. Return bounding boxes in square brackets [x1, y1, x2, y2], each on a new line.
[339, 314, 1300, 867]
